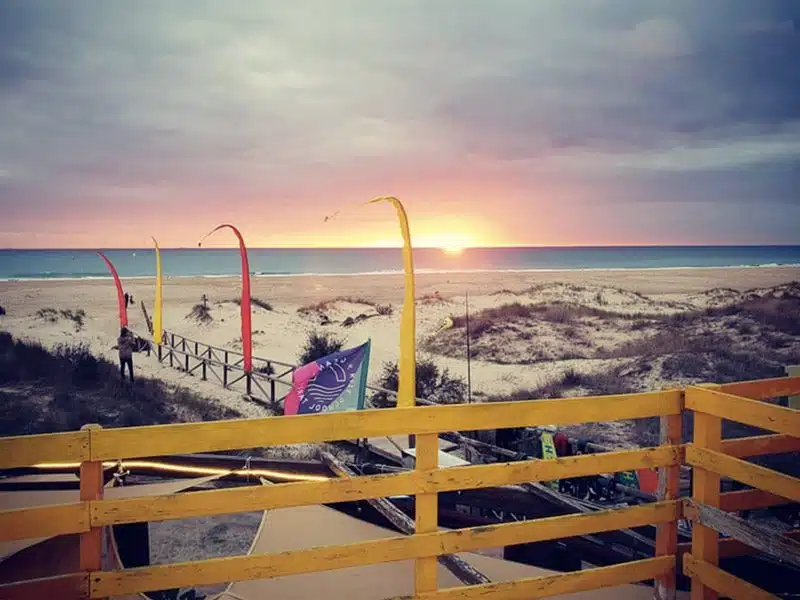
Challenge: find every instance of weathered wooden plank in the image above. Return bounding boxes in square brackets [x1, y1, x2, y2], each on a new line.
[720, 488, 793, 512]
[683, 498, 800, 568]
[387, 556, 674, 600]
[678, 529, 800, 559]
[320, 452, 491, 587]
[89, 390, 680, 460]
[721, 433, 800, 458]
[415, 433, 439, 594]
[0, 573, 87, 600]
[686, 445, 800, 503]
[0, 502, 89, 542]
[682, 554, 779, 600]
[655, 413, 681, 600]
[689, 385, 722, 600]
[719, 375, 800, 401]
[79, 431, 103, 578]
[686, 386, 799, 437]
[91, 445, 680, 525]
[89, 501, 678, 597]
[0, 430, 89, 469]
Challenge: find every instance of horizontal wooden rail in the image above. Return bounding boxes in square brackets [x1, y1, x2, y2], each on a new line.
[720, 488, 794, 512]
[678, 530, 800, 560]
[90, 501, 678, 597]
[720, 433, 800, 458]
[682, 554, 779, 600]
[0, 502, 89, 543]
[686, 386, 799, 436]
[388, 556, 674, 600]
[0, 573, 87, 600]
[91, 446, 679, 526]
[683, 498, 800, 568]
[0, 431, 89, 469]
[686, 445, 800, 503]
[89, 390, 681, 460]
[719, 375, 800, 401]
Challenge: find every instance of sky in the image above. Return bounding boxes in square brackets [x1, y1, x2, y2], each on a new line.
[1, 1, 799, 249]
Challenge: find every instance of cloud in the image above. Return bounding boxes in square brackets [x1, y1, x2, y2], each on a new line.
[0, 1, 799, 246]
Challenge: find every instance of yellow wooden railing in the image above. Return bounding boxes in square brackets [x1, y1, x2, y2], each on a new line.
[0, 376, 798, 600]
[682, 378, 800, 600]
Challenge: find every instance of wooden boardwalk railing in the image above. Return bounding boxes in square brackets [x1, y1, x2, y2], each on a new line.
[0, 375, 797, 600]
[682, 378, 800, 600]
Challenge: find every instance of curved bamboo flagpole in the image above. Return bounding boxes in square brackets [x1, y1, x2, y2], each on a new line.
[198, 224, 253, 373]
[96, 251, 128, 328]
[151, 237, 163, 345]
[369, 196, 416, 408]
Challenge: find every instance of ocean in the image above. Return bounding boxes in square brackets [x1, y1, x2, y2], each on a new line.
[0, 246, 798, 281]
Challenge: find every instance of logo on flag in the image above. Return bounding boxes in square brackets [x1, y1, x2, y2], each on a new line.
[284, 340, 371, 416]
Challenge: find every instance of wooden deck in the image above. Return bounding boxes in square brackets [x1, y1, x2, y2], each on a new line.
[0, 375, 797, 599]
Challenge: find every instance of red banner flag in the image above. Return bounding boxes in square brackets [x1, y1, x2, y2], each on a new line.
[97, 251, 128, 327]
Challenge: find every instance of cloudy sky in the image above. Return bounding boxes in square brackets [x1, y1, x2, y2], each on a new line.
[1, 1, 798, 248]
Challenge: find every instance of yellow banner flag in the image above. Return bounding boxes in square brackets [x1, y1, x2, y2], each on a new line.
[369, 196, 416, 408]
[152, 236, 163, 345]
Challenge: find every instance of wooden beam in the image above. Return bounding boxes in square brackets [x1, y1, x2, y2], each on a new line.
[683, 498, 800, 568]
[89, 501, 679, 597]
[91, 445, 680, 525]
[689, 385, 722, 600]
[720, 489, 793, 512]
[721, 433, 800, 458]
[678, 530, 800, 559]
[0, 430, 89, 469]
[0, 573, 87, 600]
[386, 556, 674, 600]
[0, 502, 89, 543]
[686, 445, 800, 503]
[686, 386, 800, 437]
[320, 451, 490, 587]
[655, 413, 682, 600]
[89, 390, 681, 460]
[719, 375, 800, 401]
[414, 433, 439, 594]
[683, 554, 780, 600]
[79, 425, 104, 599]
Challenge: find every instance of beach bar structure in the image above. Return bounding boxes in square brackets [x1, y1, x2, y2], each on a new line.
[0, 375, 798, 599]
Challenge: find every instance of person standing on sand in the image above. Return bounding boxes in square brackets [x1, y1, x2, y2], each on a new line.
[117, 327, 136, 383]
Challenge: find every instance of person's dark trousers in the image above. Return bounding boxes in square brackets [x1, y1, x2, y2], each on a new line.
[120, 357, 134, 383]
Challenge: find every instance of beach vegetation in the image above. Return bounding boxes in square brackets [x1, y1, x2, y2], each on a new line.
[35, 307, 86, 330]
[298, 330, 345, 365]
[0, 303, 5, 316]
[189, 303, 213, 323]
[370, 358, 467, 407]
[0, 332, 240, 436]
[375, 303, 393, 316]
[232, 296, 273, 311]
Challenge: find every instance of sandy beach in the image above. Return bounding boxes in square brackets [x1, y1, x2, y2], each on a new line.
[1, 266, 798, 428]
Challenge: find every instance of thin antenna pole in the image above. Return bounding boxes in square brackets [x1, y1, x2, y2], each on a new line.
[466, 290, 472, 404]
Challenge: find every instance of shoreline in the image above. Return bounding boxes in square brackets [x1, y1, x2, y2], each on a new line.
[2, 262, 800, 283]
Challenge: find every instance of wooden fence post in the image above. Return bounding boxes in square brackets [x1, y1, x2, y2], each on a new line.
[415, 432, 439, 594]
[655, 410, 682, 600]
[223, 351, 229, 387]
[246, 373, 252, 396]
[688, 385, 722, 600]
[80, 423, 104, 599]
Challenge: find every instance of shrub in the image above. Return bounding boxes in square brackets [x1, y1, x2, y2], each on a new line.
[188, 303, 213, 323]
[375, 304, 393, 316]
[0, 303, 5, 316]
[251, 297, 273, 311]
[298, 331, 345, 365]
[370, 358, 467, 407]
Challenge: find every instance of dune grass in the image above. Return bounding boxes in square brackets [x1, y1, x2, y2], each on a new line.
[0, 332, 240, 436]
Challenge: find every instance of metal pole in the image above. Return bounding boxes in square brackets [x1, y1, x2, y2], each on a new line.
[466, 291, 472, 404]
